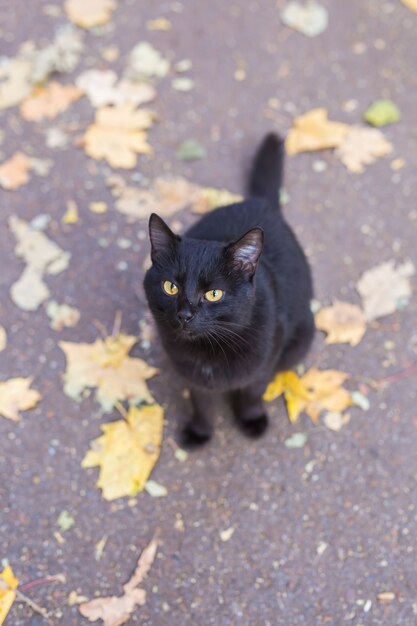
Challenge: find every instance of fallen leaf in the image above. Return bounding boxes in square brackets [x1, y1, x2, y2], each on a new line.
[219, 527, 235, 542]
[335, 126, 392, 173]
[0, 565, 19, 625]
[351, 391, 370, 411]
[79, 535, 158, 625]
[281, 1, 329, 37]
[0, 153, 31, 190]
[315, 301, 367, 346]
[76, 70, 156, 108]
[356, 260, 414, 320]
[284, 432, 307, 448]
[0, 58, 32, 110]
[125, 42, 170, 81]
[286, 108, 349, 155]
[82, 404, 163, 500]
[62, 200, 79, 224]
[264, 368, 352, 424]
[46, 301, 80, 331]
[401, 0, 417, 12]
[0, 327, 6, 352]
[0, 378, 41, 421]
[83, 105, 155, 168]
[89, 201, 108, 214]
[172, 77, 194, 92]
[191, 186, 243, 214]
[57, 510, 75, 531]
[144, 480, 167, 498]
[176, 139, 207, 161]
[65, 0, 116, 29]
[68, 591, 89, 606]
[59, 334, 158, 411]
[363, 99, 400, 127]
[20, 82, 82, 121]
[29, 157, 53, 177]
[9, 216, 70, 311]
[174, 448, 189, 462]
[146, 17, 172, 31]
[323, 411, 350, 431]
[28, 25, 84, 84]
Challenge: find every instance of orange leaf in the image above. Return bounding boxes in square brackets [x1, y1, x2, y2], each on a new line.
[20, 82, 82, 121]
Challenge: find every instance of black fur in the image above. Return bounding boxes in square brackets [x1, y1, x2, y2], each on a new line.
[144, 133, 314, 447]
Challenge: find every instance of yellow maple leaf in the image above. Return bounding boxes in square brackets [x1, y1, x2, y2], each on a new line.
[0, 378, 41, 422]
[82, 404, 164, 500]
[84, 105, 155, 169]
[264, 368, 351, 424]
[20, 82, 82, 121]
[286, 108, 349, 155]
[0, 152, 31, 190]
[0, 565, 19, 625]
[335, 126, 392, 173]
[59, 334, 158, 411]
[65, 0, 116, 29]
[315, 301, 367, 346]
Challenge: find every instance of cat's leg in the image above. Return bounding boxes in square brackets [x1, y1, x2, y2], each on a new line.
[181, 388, 216, 448]
[277, 312, 315, 371]
[230, 380, 269, 438]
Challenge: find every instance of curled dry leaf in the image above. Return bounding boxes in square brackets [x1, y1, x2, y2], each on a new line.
[264, 368, 352, 424]
[59, 333, 158, 411]
[315, 300, 367, 346]
[65, 0, 116, 29]
[0, 565, 19, 625]
[335, 126, 392, 173]
[82, 404, 163, 500]
[286, 108, 349, 155]
[76, 69, 156, 108]
[83, 105, 155, 168]
[125, 42, 170, 81]
[20, 82, 82, 121]
[79, 535, 158, 625]
[0, 378, 41, 421]
[9, 216, 70, 311]
[356, 259, 415, 321]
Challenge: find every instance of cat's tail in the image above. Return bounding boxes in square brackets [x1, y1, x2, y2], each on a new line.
[247, 133, 284, 209]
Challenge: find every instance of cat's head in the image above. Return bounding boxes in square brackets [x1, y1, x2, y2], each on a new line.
[143, 213, 263, 340]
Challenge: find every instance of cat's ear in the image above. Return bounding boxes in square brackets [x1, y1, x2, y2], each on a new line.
[225, 228, 264, 277]
[149, 213, 179, 261]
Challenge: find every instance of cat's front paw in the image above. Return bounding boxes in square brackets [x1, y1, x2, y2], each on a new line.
[237, 413, 269, 438]
[180, 422, 212, 449]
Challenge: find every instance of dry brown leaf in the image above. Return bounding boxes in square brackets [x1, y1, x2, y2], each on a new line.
[82, 404, 163, 500]
[315, 301, 367, 346]
[0, 58, 32, 110]
[84, 105, 155, 168]
[65, 0, 116, 29]
[357, 260, 414, 321]
[336, 126, 393, 173]
[20, 82, 82, 121]
[0, 378, 41, 421]
[286, 108, 349, 155]
[264, 368, 352, 424]
[59, 334, 158, 411]
[108, 175, 242, 221]
[9, 216, 70, 311]
[0, 153, 31, 190]
[76, 70, 156, 108]
[79, 535, 158, 626]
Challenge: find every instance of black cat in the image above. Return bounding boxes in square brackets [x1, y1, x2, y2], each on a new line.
[144, 134, 314, 447]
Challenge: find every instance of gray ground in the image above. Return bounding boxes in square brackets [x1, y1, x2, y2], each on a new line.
[1, 0, 417, 624]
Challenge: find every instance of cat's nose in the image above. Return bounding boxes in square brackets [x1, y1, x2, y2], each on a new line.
[177, 309, 195, 324]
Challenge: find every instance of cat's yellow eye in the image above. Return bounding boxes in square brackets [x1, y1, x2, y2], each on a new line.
[163, 280, 179, 296]
[204, 289, 224, 302]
